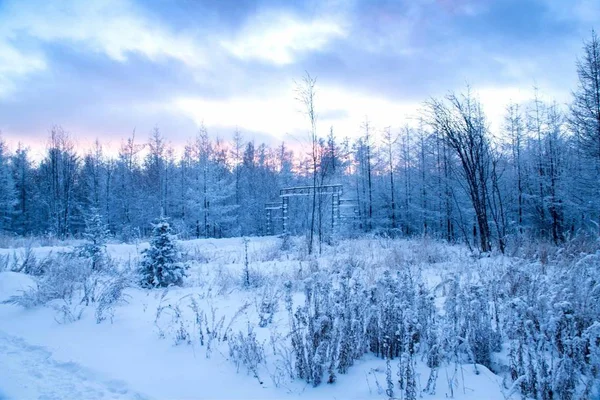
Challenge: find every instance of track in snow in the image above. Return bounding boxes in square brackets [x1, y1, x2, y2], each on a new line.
[0, 330, 151, 400]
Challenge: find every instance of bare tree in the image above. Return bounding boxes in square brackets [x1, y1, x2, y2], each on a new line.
[382, 127, 398, 230]
[417, 120, 429, 235]
[400, 126, 413, 235]
[570, 30, 600, 233]
[527, 88, 548, 238]
[362, 118, 374, 232]
[296, 72, 319, 254]
[505, 103, 525, 235]
[42, 127, 79, 238]
[426, 90, 493, 252]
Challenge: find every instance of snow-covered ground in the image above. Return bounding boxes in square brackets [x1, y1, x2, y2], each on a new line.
[0, 236, 542, 399]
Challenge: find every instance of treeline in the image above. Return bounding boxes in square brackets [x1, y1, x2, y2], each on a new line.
[0, 32, 599, 250]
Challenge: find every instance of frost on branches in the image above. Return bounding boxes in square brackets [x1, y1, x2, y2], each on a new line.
[138, 218, 187, 288]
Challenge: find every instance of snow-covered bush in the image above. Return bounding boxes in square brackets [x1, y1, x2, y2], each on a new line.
[138, 218, 187, 288]
[281, 261, 436, 387]
[3, 250, 130, 325]
[10, 244, 53, 276]
[257, 286, 279, 327]
[228, 324, 266, 383]
[496, 250, 600, 400]
[11, 243, 34, 274]
[3, 252, 90, 309]
[153, 292, 251, 357]
[94, 273, 130, 323]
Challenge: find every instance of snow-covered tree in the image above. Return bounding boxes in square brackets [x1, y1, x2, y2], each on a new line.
[570, 30, 600, 234]
[139, 217, 186, 288]
[11, 144, 36, 235]
[0, 133, 16, 233]
[78, 208, 110, 270]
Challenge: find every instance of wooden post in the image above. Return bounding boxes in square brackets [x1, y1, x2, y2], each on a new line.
[282, 196, 289, 235]
[266, 209, 272, 236]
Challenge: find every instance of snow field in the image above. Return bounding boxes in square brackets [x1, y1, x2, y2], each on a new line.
[1, 236, 597, 399]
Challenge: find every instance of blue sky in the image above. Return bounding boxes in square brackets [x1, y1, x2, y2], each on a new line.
[0, 0, 598, 152]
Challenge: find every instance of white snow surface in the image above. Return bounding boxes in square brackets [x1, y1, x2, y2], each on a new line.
[0, 237, 513, 400]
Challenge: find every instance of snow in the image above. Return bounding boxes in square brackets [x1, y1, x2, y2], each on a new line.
[0, 272, 35, 303]
[0, 237, 516, 400]
[0, 330, 149, 400]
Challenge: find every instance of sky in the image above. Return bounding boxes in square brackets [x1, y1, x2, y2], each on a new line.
[0, 0, 598, 155]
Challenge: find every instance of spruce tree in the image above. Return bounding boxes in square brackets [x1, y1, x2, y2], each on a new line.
[139, 217, 186, 288]
[78, 208, 110, 270]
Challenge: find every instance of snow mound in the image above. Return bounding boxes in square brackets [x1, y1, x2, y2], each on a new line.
[0, 272, 35, 303]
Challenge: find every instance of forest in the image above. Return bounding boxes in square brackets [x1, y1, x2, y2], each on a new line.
[0, 31, 599, 254]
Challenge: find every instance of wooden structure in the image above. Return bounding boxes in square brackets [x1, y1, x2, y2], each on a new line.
[265, 184, 352, 235]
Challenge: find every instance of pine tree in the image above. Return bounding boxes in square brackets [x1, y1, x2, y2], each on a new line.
[139, 217, 187, 288]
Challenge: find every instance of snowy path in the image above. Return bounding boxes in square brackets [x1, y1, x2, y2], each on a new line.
[0, 330, 151, 400]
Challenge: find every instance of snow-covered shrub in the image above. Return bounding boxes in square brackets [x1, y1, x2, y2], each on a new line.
[23, 253, 89, 304]
[228, 324, 265, 383]
[10, 244, 53, 276]
[153, 292, 195, 345]
[11, 243, 35, 274]
[285, 274, 339, 387]
[54, 297, 85, 324]
[582, 322, 600, 398]
[3, 253, 89, 312]
[153, 292, 251, 358]
[95, 273, 130, 323]
[441, 276, 500, 372]
[138, 218, 187, 288]
[4, 251, 130, 325]
[281, 258, 441, 388]
[257, 286, 279, 327]
[498, 250, 600, 400]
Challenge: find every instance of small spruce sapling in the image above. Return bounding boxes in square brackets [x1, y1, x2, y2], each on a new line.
[139, 217, 187, 288]
[78, 208, 109, 270]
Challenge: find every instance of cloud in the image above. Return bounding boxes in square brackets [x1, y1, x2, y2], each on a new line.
[0, 42, 46, 97]
[221, 10, 346, 65]
[171, 83, 422, 141]
[4, 0, 206, 63]
[0, 0, 208, 98]
[172, 89, 303, 136]
[0, 0, 594, 148]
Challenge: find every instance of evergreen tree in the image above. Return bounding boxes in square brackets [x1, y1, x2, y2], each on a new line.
[139, 217, 187, 288]
[78, 208, 110, 270]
